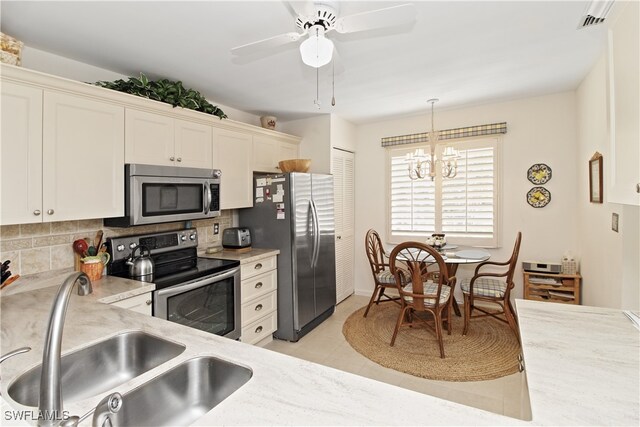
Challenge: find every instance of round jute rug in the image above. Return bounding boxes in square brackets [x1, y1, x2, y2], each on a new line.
[342, 304, 521, 382]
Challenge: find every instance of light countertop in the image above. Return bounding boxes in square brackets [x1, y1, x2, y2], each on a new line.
[199, 247, 279, 264]
[0, 272, 638, 425]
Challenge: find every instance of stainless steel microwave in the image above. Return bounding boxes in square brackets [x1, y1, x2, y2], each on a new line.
[104, 164, 221, 227]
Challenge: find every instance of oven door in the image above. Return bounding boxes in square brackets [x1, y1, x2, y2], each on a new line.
[154, 267, 241, 340]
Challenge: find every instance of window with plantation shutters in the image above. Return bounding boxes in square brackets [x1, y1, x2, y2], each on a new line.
[387, 137, 500, 247]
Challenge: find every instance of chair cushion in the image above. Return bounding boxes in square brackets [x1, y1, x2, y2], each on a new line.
[461, 278, 507, 298]
[376, 270, 396, 284]
[402, 281, 450, 307]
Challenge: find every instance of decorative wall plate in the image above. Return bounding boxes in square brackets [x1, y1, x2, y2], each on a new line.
[527, 163, 552, 184]
[527, 187, 551, 208]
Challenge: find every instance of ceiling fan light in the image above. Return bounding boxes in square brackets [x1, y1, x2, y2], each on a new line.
[300, 26, 334, 68]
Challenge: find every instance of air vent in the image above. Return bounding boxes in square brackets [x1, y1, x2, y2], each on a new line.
[578, 0, 615, 29]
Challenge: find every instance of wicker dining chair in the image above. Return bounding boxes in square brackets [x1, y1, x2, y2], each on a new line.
[388, 242, 456, 358]
[363, 229, 401, 317]
[461, 232, 522, 340]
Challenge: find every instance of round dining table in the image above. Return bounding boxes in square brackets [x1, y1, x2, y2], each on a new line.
[387, 244, 491, 316]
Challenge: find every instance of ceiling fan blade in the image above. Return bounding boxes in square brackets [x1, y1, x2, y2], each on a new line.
[334, 4, 416, 34]
[231, 32, 303, 56]
[284, 1, 316, 19]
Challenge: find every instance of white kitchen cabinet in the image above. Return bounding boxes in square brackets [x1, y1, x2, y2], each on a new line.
[240, 256, 278, 345]
[607, 1, 640, 206]
[1, 85, 124, 225]
[125, 109, 213, 169]
[1, 82, 43, 225]
[109, 293, 153, 315]
[253, 135, 299, 172]
[332, 148, 355, 303]
[43, 92, 125, 221]
[213, 128, 253, 209]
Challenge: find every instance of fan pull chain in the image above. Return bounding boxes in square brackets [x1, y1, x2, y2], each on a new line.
[313, 66, 321, 109]
[331, 59, 336, 106]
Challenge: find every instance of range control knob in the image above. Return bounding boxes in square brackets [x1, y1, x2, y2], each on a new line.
[189, 234, 196, 241]
[129, 243, 137, 249]
[116, 244, 125, 252]
[180, 235, 187, 242]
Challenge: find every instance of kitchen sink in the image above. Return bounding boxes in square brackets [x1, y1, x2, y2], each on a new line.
[109, 356, 253, 426]
[8, 331, 185, 407]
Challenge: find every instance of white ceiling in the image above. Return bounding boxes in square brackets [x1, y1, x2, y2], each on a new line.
[1, 1, 608, 124]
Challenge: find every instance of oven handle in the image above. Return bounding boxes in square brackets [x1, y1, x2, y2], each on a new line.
[203, 182, 212, 215]
[156, 267, 239, 298]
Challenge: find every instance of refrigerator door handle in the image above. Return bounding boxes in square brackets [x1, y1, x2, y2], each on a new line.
[308, 200, 317, 265]
[310, 199, 320, 268]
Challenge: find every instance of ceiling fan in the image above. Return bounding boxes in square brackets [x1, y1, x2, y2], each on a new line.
[231, 1, 417, 68]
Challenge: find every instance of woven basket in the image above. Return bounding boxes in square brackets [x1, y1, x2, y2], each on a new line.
[278, 159, 311, 173]
[0, 33, 23, 66]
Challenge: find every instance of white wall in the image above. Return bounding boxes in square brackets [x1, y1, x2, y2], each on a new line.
[354, 92, 579, 300]
[280, 115, 332, 173]
[21, 46, 260, 125]
[330, 114, 357, 153]
[576, 55, 639, 309]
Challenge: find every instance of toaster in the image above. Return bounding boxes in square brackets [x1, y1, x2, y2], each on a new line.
[222, 227, 252, 249]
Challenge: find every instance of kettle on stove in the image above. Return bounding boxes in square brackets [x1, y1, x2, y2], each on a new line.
[126, 245, 154, 282]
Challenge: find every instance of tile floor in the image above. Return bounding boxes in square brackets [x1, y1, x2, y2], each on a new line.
[264, 295, 529, 420]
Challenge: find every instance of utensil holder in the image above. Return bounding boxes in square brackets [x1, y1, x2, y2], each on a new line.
[81, 261, 104, 281]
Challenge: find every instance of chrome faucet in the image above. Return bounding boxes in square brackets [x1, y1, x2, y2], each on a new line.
[38, 272, 93, 427]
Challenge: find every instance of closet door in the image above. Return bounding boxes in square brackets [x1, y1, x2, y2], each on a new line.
[332, 148, 355, 303]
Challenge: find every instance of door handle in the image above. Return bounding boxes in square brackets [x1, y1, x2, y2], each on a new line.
[310, 200, 320, 268]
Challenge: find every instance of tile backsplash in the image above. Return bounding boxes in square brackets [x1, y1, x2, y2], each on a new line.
[0, 211, 233, 276]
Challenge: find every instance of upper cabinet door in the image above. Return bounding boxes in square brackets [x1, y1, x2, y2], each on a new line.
[608, 1, 640, 205]
[125, 109, 174, 166]
[43, 92, 125, 221]
[253, 135, 300, 172]
[0, 82, 43, 225]
[214, 129, 253, 209]
[278, 142, 299, 167]
[174, 119, 213, 169]
[253, 135, 279, 172]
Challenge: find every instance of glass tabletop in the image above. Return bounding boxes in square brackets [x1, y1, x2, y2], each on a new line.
[387, 244, 490, 264]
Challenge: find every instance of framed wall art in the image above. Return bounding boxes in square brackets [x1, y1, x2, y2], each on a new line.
[589, 152, 603, 203]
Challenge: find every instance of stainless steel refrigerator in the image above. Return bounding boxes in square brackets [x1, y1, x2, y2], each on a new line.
[239, 173, 336, 342]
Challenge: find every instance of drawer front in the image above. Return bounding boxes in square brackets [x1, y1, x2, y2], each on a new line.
[242, 291, 277, 326]
[241, 256, 276, 279]
[242, 269, 277, 303]
[242, 311, 277, 345]
[110, 293, 152, 315]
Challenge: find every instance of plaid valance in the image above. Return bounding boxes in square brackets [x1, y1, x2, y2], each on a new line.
[381, 122, 507, 147]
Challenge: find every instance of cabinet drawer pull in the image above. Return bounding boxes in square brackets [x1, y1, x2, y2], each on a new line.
[255, 326, 263, 334]
[255, 304, 263, 311]
[255, 282, 263, 289]
[33, 210, 41, 216]
[146, 300, 152, 306]
[254, 263, 262, 270]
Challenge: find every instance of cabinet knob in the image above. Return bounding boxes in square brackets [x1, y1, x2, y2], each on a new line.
[337, 235, 342, 240]
[255, 326, 263, 334]
[255, 304, 263, 311]
[47, 209, 54, 215]
[33, 210, 41, 216]
[169, 156, 175, 161]
[176, 157, 182, 162]
[255, 282, 263, 289]
[254, 263, 262, 270]
[146, 300, 152, 306]
[636, 183, 640, 193]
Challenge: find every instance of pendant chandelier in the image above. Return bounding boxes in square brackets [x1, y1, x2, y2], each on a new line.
[406, 99, 459, 181]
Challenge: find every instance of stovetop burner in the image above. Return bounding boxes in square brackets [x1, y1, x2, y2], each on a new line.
[106, 228, 239, 289]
